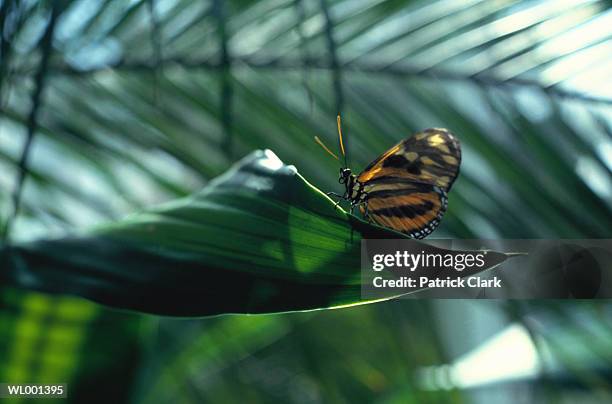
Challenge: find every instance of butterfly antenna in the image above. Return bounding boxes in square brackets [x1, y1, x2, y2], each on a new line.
[337, 115, 347, 168]
[314, 136, 339, 161]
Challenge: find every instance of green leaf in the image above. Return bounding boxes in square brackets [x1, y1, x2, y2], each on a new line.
[1, 149, 412, 316]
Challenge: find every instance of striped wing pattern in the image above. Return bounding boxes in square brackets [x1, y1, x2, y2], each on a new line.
[357, 129, 461, 239]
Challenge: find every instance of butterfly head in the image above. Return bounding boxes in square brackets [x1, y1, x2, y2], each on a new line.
[315, 115, 361, 201]
[338, 167, 353, 185]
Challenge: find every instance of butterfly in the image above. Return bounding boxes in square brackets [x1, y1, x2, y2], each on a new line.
[315, 116, 461, 239]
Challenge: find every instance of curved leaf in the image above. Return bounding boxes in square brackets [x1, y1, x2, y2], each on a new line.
[0, 149, 409, 316]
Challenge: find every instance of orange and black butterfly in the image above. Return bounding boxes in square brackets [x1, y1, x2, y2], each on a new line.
[315, 116, 461, 239]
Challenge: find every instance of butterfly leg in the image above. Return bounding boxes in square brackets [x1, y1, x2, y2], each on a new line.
[362, 203, 374, 222]
[326, 192, 345, 208]
[355, 192, 372, 221]
[348, 199, 370, 220]
[362, 202, 369, 219]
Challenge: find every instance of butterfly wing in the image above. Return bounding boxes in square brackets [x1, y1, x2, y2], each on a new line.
[358, 128, 461, 192]
[357, 129, 461, 239]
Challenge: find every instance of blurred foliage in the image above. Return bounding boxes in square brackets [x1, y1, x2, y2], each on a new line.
[1, 0, 612, 403]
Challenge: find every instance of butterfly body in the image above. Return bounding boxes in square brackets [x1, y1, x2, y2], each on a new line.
[338, 128, 461, 239]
